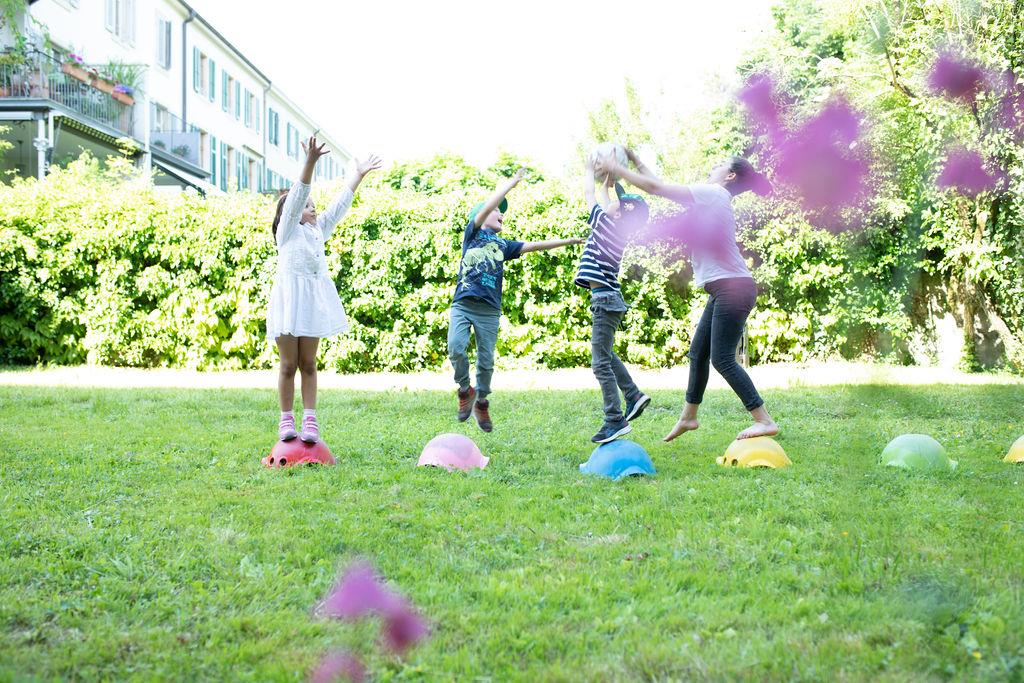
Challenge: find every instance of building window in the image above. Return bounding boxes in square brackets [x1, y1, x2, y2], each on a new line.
[105, 0, 135, 44]
[286, 123, 299, 160]
[199, 131, 209, 171]
[193, 51, 215, 98]
[151, 102, 171, 132]
[268, 108, 279, 146]
[208, 59, 216, 102]
[156, 18, 171, 69]
[244, 89, 252, 127]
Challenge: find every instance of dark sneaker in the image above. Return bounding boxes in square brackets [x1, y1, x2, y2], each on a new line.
[473, 399, 493, 432]
[457, 386, 476, 422]
[591, 420, 632, 444]
[625, 394, 651, 422]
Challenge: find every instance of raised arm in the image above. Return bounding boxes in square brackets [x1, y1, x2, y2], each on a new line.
[583, 158, 597, 208]
[597, 158, 695, 206]
[520, 237, 583, 254]
[299, 135, 328, 185]
[344, 154, 382, 195]
[318, 154, 383, 238]
[625, 147, 660, 181]
[474, 167, 526, 227]
[597, 175, 620, 215]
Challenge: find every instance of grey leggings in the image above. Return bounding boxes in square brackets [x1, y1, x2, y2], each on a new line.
[685, 277, 764, 411]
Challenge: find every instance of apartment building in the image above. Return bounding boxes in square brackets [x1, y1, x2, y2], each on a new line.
[0, 0, 349, 192]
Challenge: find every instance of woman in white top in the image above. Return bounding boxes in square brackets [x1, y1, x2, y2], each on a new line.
[598, 152, 779, 442]
[268, 136, 381, 443]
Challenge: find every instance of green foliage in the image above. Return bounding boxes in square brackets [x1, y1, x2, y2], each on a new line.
[0, 152, 698, 371]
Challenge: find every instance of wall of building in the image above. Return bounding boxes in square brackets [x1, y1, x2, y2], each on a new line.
[15, 0, 349, 193]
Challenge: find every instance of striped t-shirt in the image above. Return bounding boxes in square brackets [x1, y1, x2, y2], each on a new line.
[574, 204, 627, 290]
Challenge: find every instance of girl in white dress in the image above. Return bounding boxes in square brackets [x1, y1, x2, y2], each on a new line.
[268, 136, 381, 443]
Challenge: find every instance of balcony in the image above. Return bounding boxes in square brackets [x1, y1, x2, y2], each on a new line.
[150, 106, 201, 168]
[0, 50, 135, 138]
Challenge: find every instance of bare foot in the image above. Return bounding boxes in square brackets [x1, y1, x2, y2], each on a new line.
[737, 421, 779, 440]
[663, 418, 700, 442]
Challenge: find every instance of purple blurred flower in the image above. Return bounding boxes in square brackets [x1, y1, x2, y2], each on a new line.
[774, 98, 869, 213]
[738, 74, 783, 135]
[928, 51, 990, 102]
[380, 605, 430, 655]
[936, 148, 1002, 196]
[309, 651, 365, 683]
[997, 72, 1024, 140]
[320, 561, 404, 621]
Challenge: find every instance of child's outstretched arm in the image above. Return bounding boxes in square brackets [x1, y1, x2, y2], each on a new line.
[583, 157, 597, 208]
[345, 154, 383, 195]
[597, 157, 694, 206]
[625, 147, 660, 181]
[317, 154, 383, 238]
[277, 136, 329, 245]
[474, 167, 527, 228]
[520, 237, 583, 254]
[597, 174, 620, 215]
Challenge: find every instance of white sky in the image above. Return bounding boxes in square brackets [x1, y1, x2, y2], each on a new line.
[187, 0, 776, 174]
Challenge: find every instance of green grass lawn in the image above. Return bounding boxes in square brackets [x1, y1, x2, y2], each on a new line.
[2, 383, 1023, 682]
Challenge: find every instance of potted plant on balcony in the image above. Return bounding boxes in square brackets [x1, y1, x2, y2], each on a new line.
[112, 83, 134, 105]
[89, 69, 115, 94]
[0, 50, 28, 97]
[171, 144, 191, 159]
[61, 53, 90, 83]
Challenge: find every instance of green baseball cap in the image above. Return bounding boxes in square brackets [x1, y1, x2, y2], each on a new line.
[468, 198, 508, 222]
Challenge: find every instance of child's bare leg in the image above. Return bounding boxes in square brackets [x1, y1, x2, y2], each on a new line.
[298, 336, 320, 410]
[276, 336, 299, 411]
[298, 337, 321, 442]
[737, 405, 779, 440]
[663, 402, 701, 442]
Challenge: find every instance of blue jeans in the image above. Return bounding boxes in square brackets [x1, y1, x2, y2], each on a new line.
[590, 289, 641, 424]
[685, 277, 763, 411]
[448, 299, 501, 399]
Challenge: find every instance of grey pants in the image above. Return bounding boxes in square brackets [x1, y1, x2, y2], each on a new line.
[590, 290, 641, 424]
[448, 299, 501, 399]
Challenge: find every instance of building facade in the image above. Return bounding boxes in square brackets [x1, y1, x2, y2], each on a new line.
[0, 0, 349, 192]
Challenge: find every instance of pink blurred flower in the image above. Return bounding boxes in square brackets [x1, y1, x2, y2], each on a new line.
[774, 98, 869, 213]
[928, 51, 990, 102]
[380, 605, 430, 655]
[738, 74, 784, 135]
[309, 651, 365, 683]
[936, 148, 1002, 196]
[320, 561, 404, 621]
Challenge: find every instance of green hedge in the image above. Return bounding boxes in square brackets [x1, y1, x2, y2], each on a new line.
[0, 152, 963, 372]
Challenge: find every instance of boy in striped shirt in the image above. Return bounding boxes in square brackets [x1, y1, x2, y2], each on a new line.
[577, 153, 652, 443]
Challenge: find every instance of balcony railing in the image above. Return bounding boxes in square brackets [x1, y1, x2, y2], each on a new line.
[0, 50, 135, 138]
[150, 105, 201, 168]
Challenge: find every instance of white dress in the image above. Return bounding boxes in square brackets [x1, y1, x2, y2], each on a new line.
[266, 181, 352, 341]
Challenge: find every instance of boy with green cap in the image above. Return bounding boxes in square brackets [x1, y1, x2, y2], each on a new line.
[448, 167, 581, 432]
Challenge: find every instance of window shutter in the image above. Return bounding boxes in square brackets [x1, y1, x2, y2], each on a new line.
[222, 73, 229, 111]
[208, 60, 216, 102]
[210, 136, 217, 185]
[234, 82, 241, 119]
[105, 0, 116, 31]
[255, 99, 260, 133]
[124, 0, 135, 44]
[192, 47, 200, 92]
